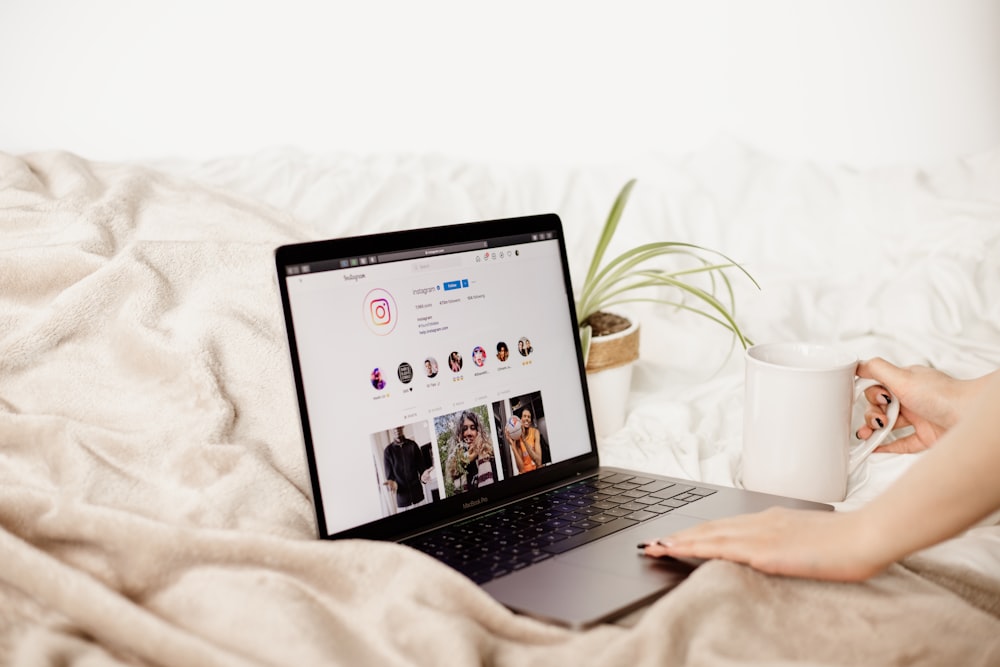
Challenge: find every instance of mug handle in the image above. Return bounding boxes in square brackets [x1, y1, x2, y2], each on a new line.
[849, 378, 901, 474]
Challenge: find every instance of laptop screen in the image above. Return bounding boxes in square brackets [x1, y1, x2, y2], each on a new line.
[278, 215, 596, 538]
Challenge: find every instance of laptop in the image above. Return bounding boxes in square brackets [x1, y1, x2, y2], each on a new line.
[275, 213, 831, 629]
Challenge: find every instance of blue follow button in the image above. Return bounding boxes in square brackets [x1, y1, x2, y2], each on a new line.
[443, 279, 469, 291]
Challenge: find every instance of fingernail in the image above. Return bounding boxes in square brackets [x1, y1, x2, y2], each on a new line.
[656, 539, 674, 548]
[875, 418, 885, 429]
[637, 542, 650, 549]
[855, 429, 862, 439]
[879, 393, 892, 406]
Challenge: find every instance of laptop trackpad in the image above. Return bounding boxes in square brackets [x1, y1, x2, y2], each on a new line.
[557, 512, 703, 576]
[482, 513, 701, 628]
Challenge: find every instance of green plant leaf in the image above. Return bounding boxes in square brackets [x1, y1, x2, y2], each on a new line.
[576, 179, 759, 352]
[578, 179, 636, 323]
[579, 240, 757, 326]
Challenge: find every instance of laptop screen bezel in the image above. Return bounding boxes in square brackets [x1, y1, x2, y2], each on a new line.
[275, 213, 600, 541]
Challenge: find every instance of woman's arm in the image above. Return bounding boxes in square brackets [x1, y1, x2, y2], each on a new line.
[855, 369, 1000, 564]
[642, 368, 1000, 581]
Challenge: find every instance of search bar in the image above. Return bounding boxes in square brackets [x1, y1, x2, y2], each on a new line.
[411, 255, 462, 272]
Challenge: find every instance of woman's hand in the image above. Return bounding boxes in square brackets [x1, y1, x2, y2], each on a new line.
[641, 507, 893, 582]
[642, 363, 1000, 582]
[856, 358, 971, 453]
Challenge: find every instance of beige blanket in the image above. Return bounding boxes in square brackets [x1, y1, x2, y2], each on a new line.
[2, 151, 999, 666]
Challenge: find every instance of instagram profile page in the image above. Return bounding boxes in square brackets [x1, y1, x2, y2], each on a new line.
[286, 240, 592, 535]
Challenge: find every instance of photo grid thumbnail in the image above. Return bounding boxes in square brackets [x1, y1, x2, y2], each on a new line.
[368, 390, 552, 517]
[492, 390, 550, 479]
[370, 421, 439, 517]
[435, 405, 500, 498]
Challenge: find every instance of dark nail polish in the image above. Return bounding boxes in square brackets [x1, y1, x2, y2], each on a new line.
[637, 543, 649, 549]
[881, 393, 892, 405]
[875, 418, 885, 428]
[855, 429, 862, 439]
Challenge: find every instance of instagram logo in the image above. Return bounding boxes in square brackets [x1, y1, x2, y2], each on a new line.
[363, 288, 397, 335]
[370, 298, 391, 326]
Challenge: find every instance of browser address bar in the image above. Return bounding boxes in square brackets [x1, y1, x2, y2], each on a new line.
[377, 240, 488, 263]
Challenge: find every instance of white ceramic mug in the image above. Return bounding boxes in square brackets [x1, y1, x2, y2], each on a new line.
[741, 342, 900, 503]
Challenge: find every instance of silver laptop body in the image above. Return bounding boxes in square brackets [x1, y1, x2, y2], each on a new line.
[275, 213, 830, 629]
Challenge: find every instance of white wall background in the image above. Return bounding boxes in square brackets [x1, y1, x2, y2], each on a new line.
[3, 0, 1000, 167]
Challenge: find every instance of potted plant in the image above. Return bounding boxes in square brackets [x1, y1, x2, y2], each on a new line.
[577, 179, 758, 435]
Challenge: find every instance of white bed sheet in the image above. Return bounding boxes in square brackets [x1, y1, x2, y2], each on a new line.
[3, 142, 1000, 665]
[157, 140, 1000, 502]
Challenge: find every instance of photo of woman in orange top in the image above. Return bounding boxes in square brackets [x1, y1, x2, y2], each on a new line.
[505, 407, 543, 474]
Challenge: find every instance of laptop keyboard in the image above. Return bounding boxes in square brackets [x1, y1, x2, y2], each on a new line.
[404, 471, 717, 584]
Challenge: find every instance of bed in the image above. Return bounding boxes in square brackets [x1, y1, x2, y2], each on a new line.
[2, 142, 999, 666]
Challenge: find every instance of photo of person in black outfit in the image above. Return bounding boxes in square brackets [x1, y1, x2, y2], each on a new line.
[379, 424, 436, 514]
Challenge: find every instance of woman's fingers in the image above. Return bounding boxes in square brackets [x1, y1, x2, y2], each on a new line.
[859, 405, 910, 439]
[642, 510, 785, 561]
[862, 384, 892, 406]
[863, 405, 888, 431]
[859, 381, 912, 437]
[857, 357, 907, 389]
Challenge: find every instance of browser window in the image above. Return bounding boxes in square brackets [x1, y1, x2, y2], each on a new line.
[284, 233, 592, 534]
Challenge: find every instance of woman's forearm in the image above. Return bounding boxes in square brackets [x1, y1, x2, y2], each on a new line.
[857, 371, 1000, 566]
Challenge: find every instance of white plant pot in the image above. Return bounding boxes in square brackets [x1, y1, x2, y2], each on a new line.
[586, 363, 635, 437]
[585, 319, 639, 437]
